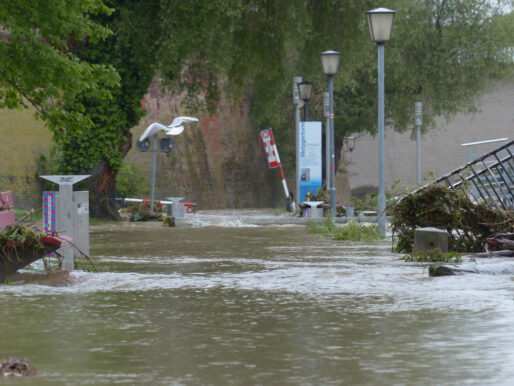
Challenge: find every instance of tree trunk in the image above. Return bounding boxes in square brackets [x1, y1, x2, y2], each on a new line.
[89, 135, 132, 219]
[334, 139, 351, 206]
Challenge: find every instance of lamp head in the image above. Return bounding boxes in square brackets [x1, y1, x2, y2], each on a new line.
[366, 8, 395, 43]
[320, 50, 342, 76]
[297, 81, 314, 102]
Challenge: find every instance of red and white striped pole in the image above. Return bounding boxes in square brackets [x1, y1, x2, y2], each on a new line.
[260, 128, 289, 198]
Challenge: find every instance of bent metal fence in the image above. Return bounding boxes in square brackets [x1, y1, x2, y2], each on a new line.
[423, 139, 514, 210]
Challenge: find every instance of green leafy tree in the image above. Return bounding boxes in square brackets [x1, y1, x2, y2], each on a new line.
[0, 0, 118, 136]
[57, 0, 163, 217]
[3, 0, 512, 216]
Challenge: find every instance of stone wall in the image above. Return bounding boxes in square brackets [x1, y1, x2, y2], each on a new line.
[0, 107, 53, 209]
[0, 80, 287, 211]
[124, 79, 284, 209]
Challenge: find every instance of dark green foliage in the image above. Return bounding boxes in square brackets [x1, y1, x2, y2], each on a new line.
[0, 0, 118, 136]
[58, 0, 162, 174]
[391, 184, 512, 253]
[401, 248, 462, 263]
[115, 164, 150, 198]
[2, 1, 513, 217]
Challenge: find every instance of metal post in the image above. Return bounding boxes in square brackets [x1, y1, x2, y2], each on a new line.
[323, 92, 330, 192]
[294, 76, 302, 205]
[417, 126, 421, 185]
[377, 43, 386, 235]
[304, 101, 308, 121]
[415, 101, 423, 186]
[150, 135, 157, 212]
[328, 75, 336, 218]
[59, 184, 74, 270]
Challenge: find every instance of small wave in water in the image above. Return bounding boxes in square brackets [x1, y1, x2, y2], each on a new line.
[2, 253, 513, 315]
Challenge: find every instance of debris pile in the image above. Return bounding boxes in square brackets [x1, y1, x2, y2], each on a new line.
[0, 222, 65, 282]
[391, 184, 513, 253]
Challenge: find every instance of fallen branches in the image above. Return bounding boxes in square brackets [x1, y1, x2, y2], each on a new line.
[391, 184, 513, 253]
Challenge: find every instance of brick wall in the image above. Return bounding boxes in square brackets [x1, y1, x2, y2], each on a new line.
[0, 107, 53, 209]
[125, 78, 284, 209]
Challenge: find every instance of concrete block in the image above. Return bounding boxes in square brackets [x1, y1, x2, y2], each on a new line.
[414, 227, 448, 252]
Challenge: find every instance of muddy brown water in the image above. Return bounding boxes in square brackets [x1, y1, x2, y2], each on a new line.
[1, 211, 514, 385]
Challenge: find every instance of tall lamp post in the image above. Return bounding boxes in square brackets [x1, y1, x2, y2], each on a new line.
[414, 101, 423, 185]
[323, 92, 330, 192]
[298, 81, 313, 121]
[366, 7, 395, 235]
[320, 50, 341, 218]
[293, 76, 303, 209]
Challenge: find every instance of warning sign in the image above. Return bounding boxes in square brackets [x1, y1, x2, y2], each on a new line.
[260, 128, 280, 169]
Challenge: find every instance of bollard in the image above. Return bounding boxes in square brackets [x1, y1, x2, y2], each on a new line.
[166, 197, 185, 218]
[414, 227, 448, 252]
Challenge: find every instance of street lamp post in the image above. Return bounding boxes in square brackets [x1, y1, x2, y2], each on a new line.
[298, 81, 313, 121]
[366, 7, 395, 235]
[320, 50, 341, 218]
[137, 117, 197, 212]
[414, 101, 423, 185]
[293, 76, 303, 210]
[323, 92, 330, 192]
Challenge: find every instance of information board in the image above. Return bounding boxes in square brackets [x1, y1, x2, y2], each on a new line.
[299, 121, 322, 202]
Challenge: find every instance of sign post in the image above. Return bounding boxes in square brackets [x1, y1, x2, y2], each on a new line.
[293, 76, 303, 208]
[260, 128, 289, 198]
[414, 101, 423, 185]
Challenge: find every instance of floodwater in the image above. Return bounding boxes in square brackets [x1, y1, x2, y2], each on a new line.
[2, 210, 514, 385]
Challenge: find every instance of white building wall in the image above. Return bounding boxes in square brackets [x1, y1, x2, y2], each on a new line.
[346, 82, 514, 192]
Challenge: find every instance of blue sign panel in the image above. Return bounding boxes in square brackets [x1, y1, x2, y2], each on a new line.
[299, 121, 322, 202]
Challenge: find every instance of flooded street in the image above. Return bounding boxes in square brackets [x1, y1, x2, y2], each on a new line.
[2, 211, 514, 385]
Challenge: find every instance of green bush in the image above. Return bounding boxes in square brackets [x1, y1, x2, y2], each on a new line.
[308, 218, 384, 242]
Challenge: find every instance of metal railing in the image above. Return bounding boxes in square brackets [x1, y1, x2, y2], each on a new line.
[415, 139, 514, 210]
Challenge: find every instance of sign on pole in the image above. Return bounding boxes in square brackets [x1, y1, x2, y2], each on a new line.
[260, 128, 289, 198]
[261, 128, 280, 169]
[299, 121, 322, 202]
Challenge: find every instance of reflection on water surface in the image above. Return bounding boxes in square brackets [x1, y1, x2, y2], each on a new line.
[1, 212, 514, 385]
